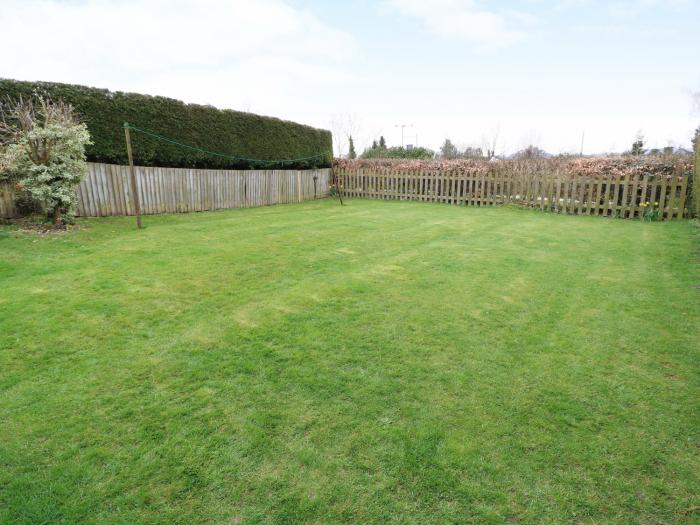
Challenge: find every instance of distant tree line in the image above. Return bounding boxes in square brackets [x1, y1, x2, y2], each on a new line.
[347, 129, 700, 163]
[360, 135, 435, 160]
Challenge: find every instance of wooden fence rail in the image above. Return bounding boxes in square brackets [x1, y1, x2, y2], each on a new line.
[0, 163, 331, 218]
[335, 167, 689, 220]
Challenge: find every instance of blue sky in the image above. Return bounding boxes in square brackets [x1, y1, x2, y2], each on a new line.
[1, 0, 698, 155]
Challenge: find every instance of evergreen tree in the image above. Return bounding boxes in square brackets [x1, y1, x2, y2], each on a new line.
[371, 139, 378, 149]
[379, 136, 387, 149]
[348, 135, 357, 159]
[631, 134, 646, 156]
[440, 139, 459, 160]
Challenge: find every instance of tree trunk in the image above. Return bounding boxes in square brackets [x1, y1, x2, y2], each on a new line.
[53, 206, 61, 225]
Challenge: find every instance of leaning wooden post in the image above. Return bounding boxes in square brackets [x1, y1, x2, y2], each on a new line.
[332, 167, 344, 205]
[123, 123, 142, 229]
[694, 137, 700, 218]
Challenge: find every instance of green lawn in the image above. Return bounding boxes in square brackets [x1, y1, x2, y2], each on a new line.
[1, 199, 699, 524]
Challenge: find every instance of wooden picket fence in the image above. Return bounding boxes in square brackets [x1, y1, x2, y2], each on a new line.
[335, 167, 690, 219]
[0, 163, 331, 218]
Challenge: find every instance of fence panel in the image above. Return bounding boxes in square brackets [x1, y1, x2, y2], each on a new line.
[0, 163, 331, 218]
[336, 167, 690, 220]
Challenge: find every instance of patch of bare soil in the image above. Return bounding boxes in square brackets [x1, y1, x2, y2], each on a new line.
[4, 217, 80, 236]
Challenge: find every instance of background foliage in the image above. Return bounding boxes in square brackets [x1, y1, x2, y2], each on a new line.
[360, 144, 435, 160]
[0, 79, 332, 170]
[335, 155, 693, 180]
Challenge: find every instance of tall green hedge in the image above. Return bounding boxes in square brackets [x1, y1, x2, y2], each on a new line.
[0, 79, 332, 170]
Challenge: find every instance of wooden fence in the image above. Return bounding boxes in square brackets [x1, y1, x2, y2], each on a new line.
[335, 167, 690, 220]
[0, 163, 331, 218]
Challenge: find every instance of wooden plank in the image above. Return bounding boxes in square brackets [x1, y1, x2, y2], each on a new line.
[110, 163, 123, 215]
[610, 176, 621, 218]
[83, 166, 97, 217]
[665, 176, 676, 220]
[142, 166, 152, 215]
[564, 175, 573, 214]
[627, 173, 640, 219]
[90, 165, 103, 216]
[0, 183, 16, 218]
[645, 174, 656, 216]
[585, 175, 594, 215]
[575, 176, 585, 215]
[658, 176, 668, 220]
[593, 175, 604, 216]
[638, 174, 649, 220]
[619, 174, 630, 219]
[115, 165, 126, 216]
[540, 175, 547, 211]
[91, 164, 104, 216]
[676, 174, 688, 219]
[600, 174, 611, 217]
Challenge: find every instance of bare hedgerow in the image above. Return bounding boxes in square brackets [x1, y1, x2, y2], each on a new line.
[333, 155, 693, 180]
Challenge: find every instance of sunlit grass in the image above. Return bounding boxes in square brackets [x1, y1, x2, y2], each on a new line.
[1, 199, 698, 524]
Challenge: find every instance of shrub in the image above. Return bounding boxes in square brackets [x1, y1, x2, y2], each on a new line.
[0, 97, 91, 224]
[0, 79, 332, 170]
[335, 155, 693, 179]
[360, 145, 435, 160]
[13, 191, 43, 217]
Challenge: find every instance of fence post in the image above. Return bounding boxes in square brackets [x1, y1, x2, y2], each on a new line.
[694, 138, 700, 218]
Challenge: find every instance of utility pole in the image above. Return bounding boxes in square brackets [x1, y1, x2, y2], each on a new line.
[395, 123, 413, 148]
[580, 131, 585, 157]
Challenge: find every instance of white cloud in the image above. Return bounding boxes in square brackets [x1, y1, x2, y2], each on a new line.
[0, 0, 356, 121]
[0, 0, 695, 155]
[383, 0, 528, 51]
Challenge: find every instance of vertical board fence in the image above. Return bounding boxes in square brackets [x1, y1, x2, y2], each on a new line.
[335, 167, 689, 220]
[0, 163, 331, 218]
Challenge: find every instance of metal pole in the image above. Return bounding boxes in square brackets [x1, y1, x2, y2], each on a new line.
[124, 123, 143, 229]
[395, 124, 413, 149]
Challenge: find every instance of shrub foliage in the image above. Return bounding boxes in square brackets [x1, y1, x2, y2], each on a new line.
[0, 97, 91, 224]
[0, 79, 332, 170]
[335, 155, 693, 180]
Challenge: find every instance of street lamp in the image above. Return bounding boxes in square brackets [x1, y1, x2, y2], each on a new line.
[395, 124, 413, 148]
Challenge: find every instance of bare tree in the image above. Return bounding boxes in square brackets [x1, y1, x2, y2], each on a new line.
[481, 124, 500, 159]
[329, 113, 361, 158]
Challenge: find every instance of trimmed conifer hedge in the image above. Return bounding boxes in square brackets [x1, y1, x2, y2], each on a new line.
[0, 79, 332, 170]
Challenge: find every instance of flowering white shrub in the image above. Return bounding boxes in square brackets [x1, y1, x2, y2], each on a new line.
[0, 98, 91, 224]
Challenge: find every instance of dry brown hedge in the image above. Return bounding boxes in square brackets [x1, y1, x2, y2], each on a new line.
[333, 155, 693, 180]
